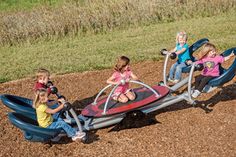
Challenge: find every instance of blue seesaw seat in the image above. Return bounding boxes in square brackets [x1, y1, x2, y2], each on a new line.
[205, 47, 236, 89]
[1, 94, 60, 119]
[1, 95, 35, 119]
[8, 112, 63, 142]
[182, 38, 209, 73]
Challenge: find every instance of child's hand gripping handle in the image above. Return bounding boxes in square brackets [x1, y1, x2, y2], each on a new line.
[46, 81, 59, 94]
[58, 98, 72, 110]
[194, 63, 204, 71]
[160, 49, 177, 59]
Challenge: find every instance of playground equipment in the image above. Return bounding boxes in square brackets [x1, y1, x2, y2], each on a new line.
[1, 63, 204, 142]
[160, 38, 209, 92]
[1, 45, 235, 143]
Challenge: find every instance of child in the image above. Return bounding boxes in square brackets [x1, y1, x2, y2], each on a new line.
[34, 68, 65, 119]
[34, 68, 52, 94]
[192, 43, 234, 98]
[33, 88, 85, 141]
[107, 56, 139, 103]
[168, 31, 191, 83]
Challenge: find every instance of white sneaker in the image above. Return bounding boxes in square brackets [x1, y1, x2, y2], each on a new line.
[168, 78, 174, 83]
[192, 90, 201, 98]
[72, 132, 86, 141]
[172, 79, 180, 84]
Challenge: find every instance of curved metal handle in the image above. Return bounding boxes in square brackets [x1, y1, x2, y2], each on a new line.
[69, 108, 84, 132]
[187, 63, 196, 101]
[92, 84, 113, 105]
[130, 80, 160, 97]
[163, 53, 171, 88]
[102, 80, 160, 115]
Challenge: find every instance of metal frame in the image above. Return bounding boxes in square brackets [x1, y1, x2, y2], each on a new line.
[162, 51, 190, 92]
[78, 65, 197, 131]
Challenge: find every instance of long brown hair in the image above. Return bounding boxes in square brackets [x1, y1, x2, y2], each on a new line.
[114, 56, 130, 72]
[198, 43, 217, 60]
[33, 88, 47, 108]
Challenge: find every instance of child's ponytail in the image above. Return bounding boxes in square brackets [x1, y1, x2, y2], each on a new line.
[33, 91, 40, 108]
[114, 56, 130, 72]
[33, 88, 47, 108]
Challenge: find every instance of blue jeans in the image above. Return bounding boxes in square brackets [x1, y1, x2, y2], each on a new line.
[47, 118, 76, 137]
[169, 62, 187, 80]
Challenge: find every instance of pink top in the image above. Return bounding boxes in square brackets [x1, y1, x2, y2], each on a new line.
[196, 55, 224, 77]
[112, 70, 132, 94]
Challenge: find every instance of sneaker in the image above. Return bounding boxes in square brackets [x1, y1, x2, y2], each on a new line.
[168, 78, 174, 83]
[72, 132, 86, 141]
[172, 79, 180, 84]
[192, 90, 201, 98]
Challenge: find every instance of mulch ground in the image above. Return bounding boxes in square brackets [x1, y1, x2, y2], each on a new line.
[0, 60, 235, 157]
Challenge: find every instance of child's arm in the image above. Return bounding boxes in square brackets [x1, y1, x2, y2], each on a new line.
[170, 47, 177, 53]
[47, 100, 58, 106]
[224, 52, 234, 61]
[45, 104, 64, 114]
[130, 72, 139, 81]
[175, 47, 187, 55]
[107, 75, 118, 85]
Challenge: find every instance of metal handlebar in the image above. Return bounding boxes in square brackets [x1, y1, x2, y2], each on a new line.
[187, 63, 196, 101]
[92, 84, 113, 105]
[163, 53, 171, 88]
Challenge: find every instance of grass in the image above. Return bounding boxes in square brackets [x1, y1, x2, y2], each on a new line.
[0, 11, 236, 83]
[0, 0, 235, 45]
[0, 0, 63, 12]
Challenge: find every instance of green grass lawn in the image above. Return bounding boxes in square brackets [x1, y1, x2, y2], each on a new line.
[0, 11, 236, 83]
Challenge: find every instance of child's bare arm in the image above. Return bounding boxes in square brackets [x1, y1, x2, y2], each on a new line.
[130, 72, 139, 81]
[170, 47, 177, 53]
[107, 76, 118, 85]
[175, 47, 187, 55]
[46, 104, 64, 114]
[47, 100, 58, 106]
[224, 52, 234, 61]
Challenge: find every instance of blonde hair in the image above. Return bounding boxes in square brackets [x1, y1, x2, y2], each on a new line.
[198, 43, 217, 60]
[114, 56, 130, 72]
[176, 31, 188, 44]
[33, 88, 48, 108]
[36, 68, 50, 80]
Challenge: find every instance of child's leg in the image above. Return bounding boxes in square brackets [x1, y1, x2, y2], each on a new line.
[174, 62, 187, 81]
[125, 90, 136, 101]
[114, 93, 129, 103]
[195, 76, 215, 92]
[48, 118, 76, 138]
[194, 74, 203, 88]
[169, 62, 179, 79]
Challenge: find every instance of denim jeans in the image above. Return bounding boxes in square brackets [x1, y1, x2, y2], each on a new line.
[169, 62, 187, 80]
[47, 118, 76, 137]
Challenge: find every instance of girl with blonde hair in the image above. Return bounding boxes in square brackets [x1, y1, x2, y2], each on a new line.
[34, 89, 85, 141]
[192, 43, 234, 98]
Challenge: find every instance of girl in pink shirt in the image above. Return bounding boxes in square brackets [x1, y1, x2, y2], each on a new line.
[192, 43, 234, 98]
[107, 56, 139, 103]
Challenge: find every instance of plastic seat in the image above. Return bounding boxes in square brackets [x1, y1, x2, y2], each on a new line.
[182, 38, 209, 73]
[8, 112, 62, 142]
